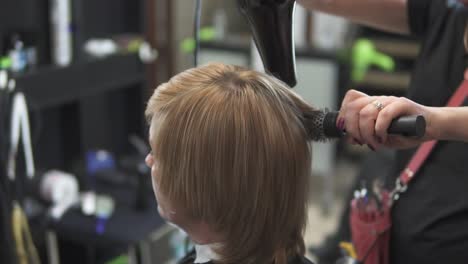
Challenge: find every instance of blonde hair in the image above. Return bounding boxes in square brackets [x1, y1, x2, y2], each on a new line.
[146, 63, 313, 264]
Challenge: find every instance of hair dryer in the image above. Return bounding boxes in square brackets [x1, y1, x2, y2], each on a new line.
[236, 0, 426, 138]
[237, 0, 298, 87]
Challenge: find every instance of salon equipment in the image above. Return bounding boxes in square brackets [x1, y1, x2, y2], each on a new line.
[181, 27, 216, 54]
[50, 0, 72, 66]
[86, 150, 116, 175]
[25, 47, 38, 69]
[0, 68, 8, 88]
[12, 202, 41, 264]
[40, 170, 80, 220]
[138, 41, 158, 64]
[304, 110, 426, 142]
[0, 56, 12, 70]
[237, 0, 297, 87]
[352, 39, 395, 82]
[95, 195, 115, 234]
[9, 35, 28, 72]
[81, 191, 96, 216]
[7, 80, 35, 180]
[84, 39, 118, 58]
[86, 150, 116, 191]
[236, 0, 387, 87]
[46, 181, 164, 263]
[235, 0, 425, 138]
[1, 71, 40, 263]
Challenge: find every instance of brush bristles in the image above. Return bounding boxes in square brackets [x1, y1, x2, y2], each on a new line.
[303, 109, 328, 142]
[303, 110, 343, 142]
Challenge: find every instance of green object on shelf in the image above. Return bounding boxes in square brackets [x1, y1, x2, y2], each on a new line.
[0, 56, 12, 69]
[180, 27, 216, 54]
[352, 39, 395, 82]
[106, 255, 129, 264]
[127, 39, 143, 53]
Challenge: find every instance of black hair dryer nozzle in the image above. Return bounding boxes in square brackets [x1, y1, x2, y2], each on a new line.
[237, 0, 298, 87]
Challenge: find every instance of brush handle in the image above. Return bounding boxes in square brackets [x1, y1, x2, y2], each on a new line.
[324, 112, 426, 138]
[388, 115, 426, 138]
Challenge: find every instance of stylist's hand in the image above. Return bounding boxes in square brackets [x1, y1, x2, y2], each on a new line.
[339, 89, 436, 150]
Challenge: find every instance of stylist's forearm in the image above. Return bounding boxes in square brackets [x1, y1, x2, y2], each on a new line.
[297, 0, 409, 34]
[430, 107, 468, 142]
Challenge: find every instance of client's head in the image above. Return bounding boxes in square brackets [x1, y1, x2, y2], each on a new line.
[145, 63, 313, 264]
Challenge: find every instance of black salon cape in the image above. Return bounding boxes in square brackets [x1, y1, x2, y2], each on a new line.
[176, 250, 314, 264]
[389, 0, 468, 263]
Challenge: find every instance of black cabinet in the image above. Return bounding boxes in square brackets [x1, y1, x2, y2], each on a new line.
[2, 0, 174, 262]
[1, 0, 152, 169]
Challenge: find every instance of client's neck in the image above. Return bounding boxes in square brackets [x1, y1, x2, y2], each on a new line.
[182, 221, 224, 245]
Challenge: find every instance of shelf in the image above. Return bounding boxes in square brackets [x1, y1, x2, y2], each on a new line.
[200, 40, 340, 61]
[357, 70, 411, 93]
[371, 38, 420, 60]
[47, 186, 165, 247]
[201, 39, 250, 54]
[14, 53, 145, 110]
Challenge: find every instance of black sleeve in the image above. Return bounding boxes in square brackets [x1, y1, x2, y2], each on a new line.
[407, 0, 451, 37]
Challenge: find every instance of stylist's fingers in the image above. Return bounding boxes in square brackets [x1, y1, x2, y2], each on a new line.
[340, 89, 369, 111]
[358, 97, 391, 150]
[339, 89, 369, 143]
[375, 97, 417, 143]
[464, 69, 468, 80]
[342, 96, 373, 144]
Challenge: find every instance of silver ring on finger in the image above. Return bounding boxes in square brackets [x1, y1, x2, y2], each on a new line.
[372, 100, 385, 111]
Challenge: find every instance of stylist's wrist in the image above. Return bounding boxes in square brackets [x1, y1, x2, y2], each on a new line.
[426, 107, 453, 141]
[429, 107, 468, 141]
